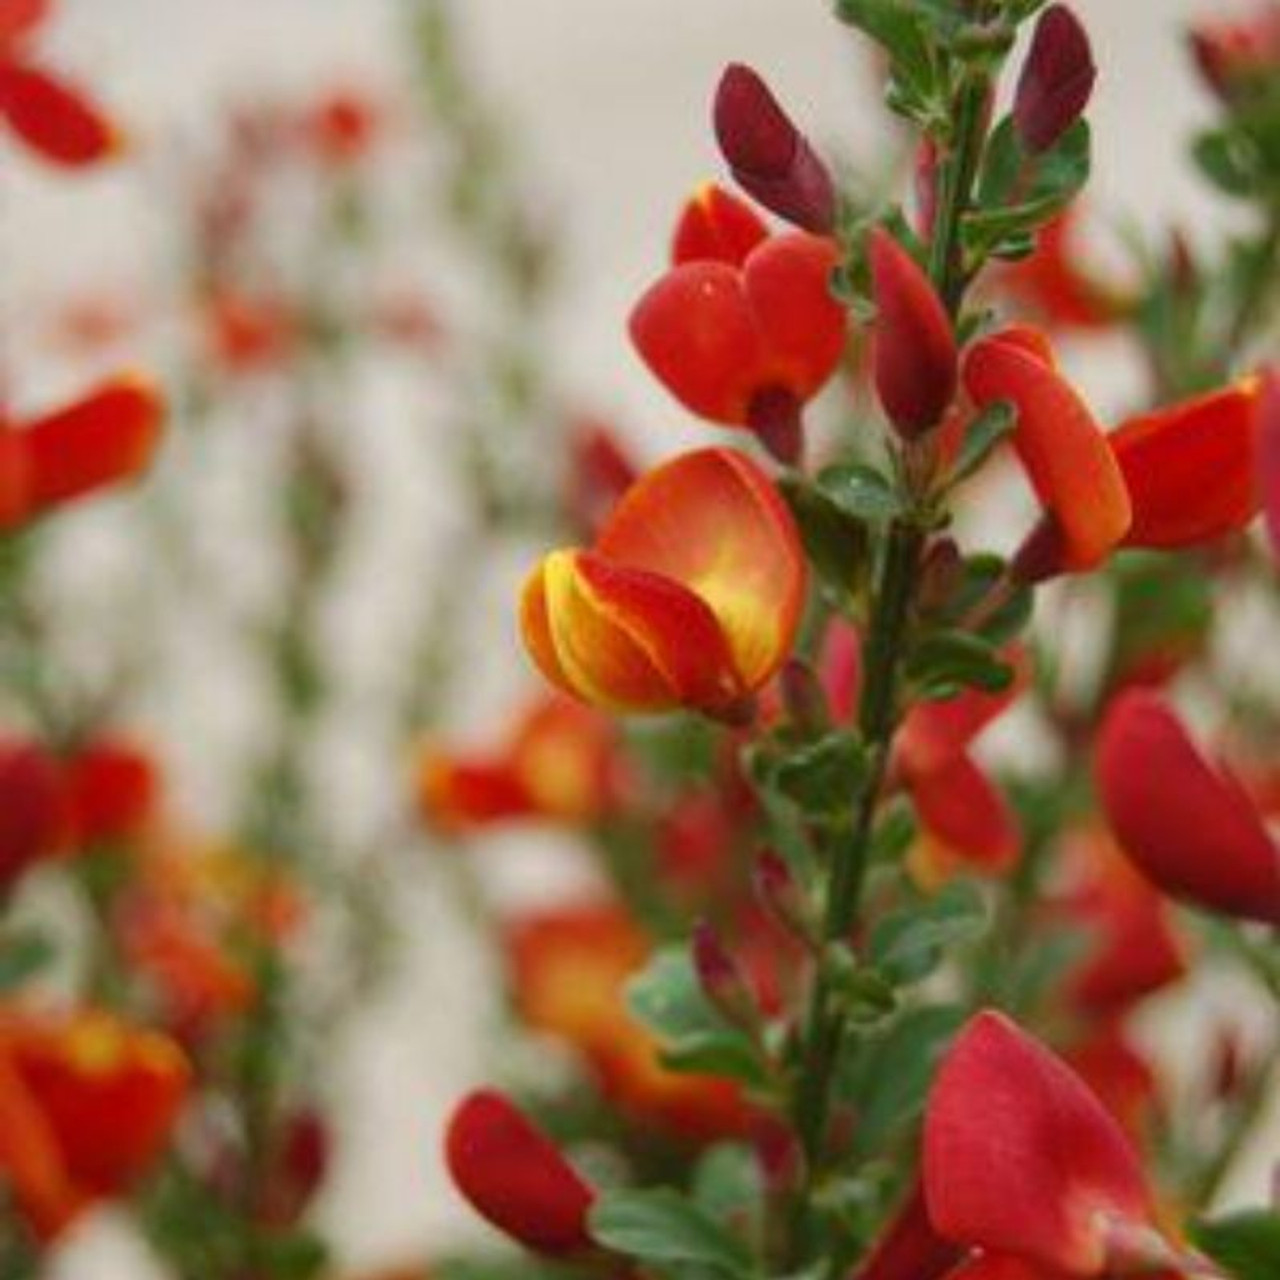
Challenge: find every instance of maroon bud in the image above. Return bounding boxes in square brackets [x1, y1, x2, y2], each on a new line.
[752, 1116, 803, 1199]
[913, 138, 939, 241]
[746, 385, 804, 467]
[780, 659, 829, 735]
[1014, 5, 1096, 154]
[868, 228, 957, 440]
[753, 851, 816, 946]
[0, 740, 65, 895]
[713, 64, 836, 234]
[692, 920, 759, 1030]
[1010, 515, 1067, 584]
[916, 537, 964, 615]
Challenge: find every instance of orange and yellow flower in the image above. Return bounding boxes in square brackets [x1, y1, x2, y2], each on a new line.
[521, 447, 806, 718]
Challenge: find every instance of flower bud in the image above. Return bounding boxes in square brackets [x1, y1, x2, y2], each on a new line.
[753, 850, 816, 945]
[1014, 5, 1096, 155]
[868, 228, 957, 439]
[445, 1090, 596, 1256]
[692, 920, 759, 1031]
[779, 658, 829, 735]
[713, 64, 836, 234]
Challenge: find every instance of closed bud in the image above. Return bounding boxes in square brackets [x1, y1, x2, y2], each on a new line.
[752, 1116, 803, 1200]
[753, 850, 816, 945]
[692, 920, 759, 1031]
[916, 537, 964, 615]
[868, 228, 957, 439]
[1014, 5, 1096, 154]
[780, 659, 829, 735]
[713, 64, 836, 234]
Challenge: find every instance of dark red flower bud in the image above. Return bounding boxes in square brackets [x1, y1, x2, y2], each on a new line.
[692, 920, 759, 1030]
[868, 228, 957, 439]
[753, 850, 815, 945]
[713, 64, 836, 234]
[0, 739, 65, 893]
[1014, 5, 1096, 154]
[445, 1090, 595, 1256]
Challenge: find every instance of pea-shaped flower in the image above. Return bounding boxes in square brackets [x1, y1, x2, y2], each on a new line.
[520, 447, 806, 719]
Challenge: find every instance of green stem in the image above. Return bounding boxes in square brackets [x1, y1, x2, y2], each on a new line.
[1223, 202, 1280, 365]
[785, 55, 992, 1266]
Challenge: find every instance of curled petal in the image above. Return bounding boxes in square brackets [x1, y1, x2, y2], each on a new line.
[1110, 378, 1260, 548]
[1096, 691, 1280, 925]
[963, 332, 1130, 570]
[445, 1089, 595, 1256]
[597, 447, 805, 692]
[672, 182, 768, 266]
[522, 549, 742, 715]
[21, 372, 164, 517]
[924, 1010, 1155, 1276]
[0, 61, 119, 166]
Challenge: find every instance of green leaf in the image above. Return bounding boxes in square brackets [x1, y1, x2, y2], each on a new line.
[692, 1144, 762, 1223]
[0, 930, 54, 992]
[1190, 1209, 1280, 1280]
[967, 118, 1091, 256]
[817, 463, 904, 524]
[778, 477, 870, 603]
[589, 1188, 757, 1280]
[947, 400, 1014, 487]
[626, 949, 767, 1088]
[869, 880, 989, 984]
[770, 730, 870, 814]
[828, 959, 898, 1024]
[907, 628, 1014, 695]
[834, 0, 937, 116]
[935, 553, 1032, 646]
[839, 1003, 967, 1156]
[1193, 127, 1264, 199]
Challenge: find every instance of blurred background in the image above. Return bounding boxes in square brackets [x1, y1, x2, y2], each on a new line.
[0, 1, 1271, 1277]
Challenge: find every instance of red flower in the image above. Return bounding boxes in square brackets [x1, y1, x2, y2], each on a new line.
[299, 88, 379, 165]
[924, 1010, 1188, 1277]
[522, 448, 806, 718]
[630, 231, 845, 461]
[445, 1089, 595, 1256]
[0, 1, 119, 166]
[1096, 690, 1280, 925]
[0, 1005, 189, 1238]
[963, 329, 1131, 574]
[1189, 3, 1280, 100]
[64, 739, 158, 846]
[868, 228, 958, 440]
[854, 1182, 964, 1280]
[418, 695, 621, 830]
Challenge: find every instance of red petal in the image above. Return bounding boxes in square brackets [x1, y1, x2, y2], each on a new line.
[963, 333, 1130, 570]
[943, 1256, 1075, 1280]
[596, 447, 805, 692]
[445, 1090, 596, 1256]
[742, 232, 847, 404]
[923, 1010, 1154, 1276]
[672, 182, 769, 266]
[1259, 368, 1280, 560]
[907, 751, 1020, 879]
[0, 739, 66, 890]
[21, 372, 164, 515]
[853, 1181, 964, 1280]
[0, 60, 118, 166]
[64, 739, 157, 845]
[629, 261, 763, 423]
[1096, 690, 1280, 924]
[1111, 377, 1260, 548]
[0, 0, 48, 50]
